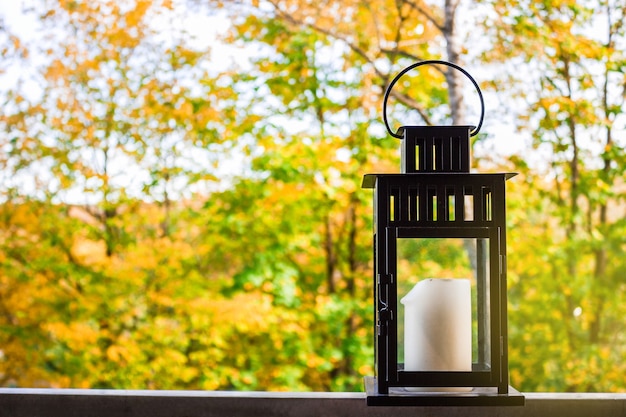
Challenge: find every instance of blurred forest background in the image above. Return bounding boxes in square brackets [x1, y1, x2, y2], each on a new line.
[1, 0, 626, 392]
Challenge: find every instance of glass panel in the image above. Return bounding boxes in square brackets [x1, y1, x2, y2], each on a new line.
[447, 187, 456, 221]
[464, 193, 474, 221]
[415, 144, 420, 171]
[484, 189, 493, 221]
[396, 237, 491, 371]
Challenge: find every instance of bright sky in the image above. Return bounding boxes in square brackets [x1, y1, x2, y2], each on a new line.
[0, 1, 39, 41]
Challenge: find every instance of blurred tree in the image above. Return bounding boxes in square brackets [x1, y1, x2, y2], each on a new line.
[203, 0, 484, 390]
[1, 0, 221, 252]
[0, 0, 226, 388]
[480, 0, 626, 391]
[2, 0, 626, 393]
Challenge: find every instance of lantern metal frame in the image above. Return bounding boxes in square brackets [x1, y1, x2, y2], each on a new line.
[362, 61, 524, 406]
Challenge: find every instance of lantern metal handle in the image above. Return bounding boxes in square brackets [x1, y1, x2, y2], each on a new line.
[383, 60, 485, 139]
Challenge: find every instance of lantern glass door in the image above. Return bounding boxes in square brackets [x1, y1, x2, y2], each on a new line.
[395, 234, 493, 381]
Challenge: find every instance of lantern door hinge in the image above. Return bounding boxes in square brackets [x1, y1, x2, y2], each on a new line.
[377, 273, 394, 284]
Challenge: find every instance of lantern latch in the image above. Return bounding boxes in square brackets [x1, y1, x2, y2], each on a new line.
[378, 306, 392, 336]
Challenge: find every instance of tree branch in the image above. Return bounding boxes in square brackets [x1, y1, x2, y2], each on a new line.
[403, 0, 444, 32]
[388, 89, 433, 125]
[265, 0, 433, 123]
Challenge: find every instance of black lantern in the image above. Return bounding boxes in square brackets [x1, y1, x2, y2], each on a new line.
[363, 61, 524, 406]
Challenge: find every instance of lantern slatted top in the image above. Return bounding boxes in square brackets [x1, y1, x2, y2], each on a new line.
[362, 124, 516, 228]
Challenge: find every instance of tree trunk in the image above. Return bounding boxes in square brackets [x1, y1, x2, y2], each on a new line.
[443, 0, 465, 125]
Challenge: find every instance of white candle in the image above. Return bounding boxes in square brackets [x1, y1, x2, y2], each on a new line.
[400, 278, 472, 390]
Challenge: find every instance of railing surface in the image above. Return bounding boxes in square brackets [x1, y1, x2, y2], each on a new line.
[1, 389, 626, 417]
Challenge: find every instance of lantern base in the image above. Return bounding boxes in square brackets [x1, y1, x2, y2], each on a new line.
[364, 376, 524, 407]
